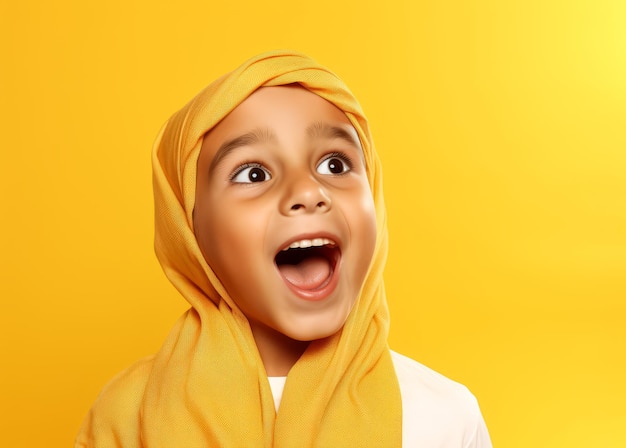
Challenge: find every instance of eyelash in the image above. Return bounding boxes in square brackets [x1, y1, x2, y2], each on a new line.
[322, 152, 354, 171]
[229, 162, 265, 181]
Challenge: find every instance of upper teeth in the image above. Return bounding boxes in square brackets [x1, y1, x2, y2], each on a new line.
[283, 238, 335, 251]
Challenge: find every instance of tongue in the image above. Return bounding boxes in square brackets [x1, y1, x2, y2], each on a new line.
[279, 255, 331, 290]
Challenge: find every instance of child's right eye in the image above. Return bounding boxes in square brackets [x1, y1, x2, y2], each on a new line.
[231, 163, 272, 183]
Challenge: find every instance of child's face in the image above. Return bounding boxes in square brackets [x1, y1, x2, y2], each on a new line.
[193, 85, 376, 342]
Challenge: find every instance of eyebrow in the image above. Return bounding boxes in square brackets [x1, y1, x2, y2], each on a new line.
[306, 121, 362, 150]
[209, 127, 277, 173]
[209, 122, 363, 173]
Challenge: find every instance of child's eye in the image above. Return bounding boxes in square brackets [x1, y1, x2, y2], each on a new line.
[316, 153, 352, 175]
[231, 164, 272, 183]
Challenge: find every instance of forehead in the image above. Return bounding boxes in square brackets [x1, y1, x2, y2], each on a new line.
[224, 85, 353, 130]
[198, 85, 362, 164]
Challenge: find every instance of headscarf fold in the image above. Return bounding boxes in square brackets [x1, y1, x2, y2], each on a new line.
[81, 50, 402, 447]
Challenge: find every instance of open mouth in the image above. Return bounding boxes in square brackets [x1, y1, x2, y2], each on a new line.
[274, 238, 341, 297]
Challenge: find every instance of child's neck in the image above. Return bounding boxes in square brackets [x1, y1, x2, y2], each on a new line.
[250, 322, 309, 377]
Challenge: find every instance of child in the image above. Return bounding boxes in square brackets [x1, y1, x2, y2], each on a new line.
[76, 50, 492, 447]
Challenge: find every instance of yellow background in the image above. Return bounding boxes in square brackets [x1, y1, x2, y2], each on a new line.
[1, 0, 625, 446]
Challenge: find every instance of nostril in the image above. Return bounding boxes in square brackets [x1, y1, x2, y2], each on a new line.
[291, 204, 304, 211]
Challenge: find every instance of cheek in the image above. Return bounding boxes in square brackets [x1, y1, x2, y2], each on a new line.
[355, 192, 377, 241]
[343, 190, 378, 266]
[207, 219, 249, 273]
[196, 203, 242, 275]
[360, 197, 378, 267]
[200, 205, 270, 294]
[361, 209, 378, 271]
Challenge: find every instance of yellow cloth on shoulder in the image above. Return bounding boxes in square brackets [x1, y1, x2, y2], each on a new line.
[76, 50, 401, 447]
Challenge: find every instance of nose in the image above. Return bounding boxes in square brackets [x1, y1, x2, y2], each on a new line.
[280, 174, 332, 215]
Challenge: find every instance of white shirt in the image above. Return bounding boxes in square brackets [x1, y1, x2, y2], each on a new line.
[268, 351, 492, 447]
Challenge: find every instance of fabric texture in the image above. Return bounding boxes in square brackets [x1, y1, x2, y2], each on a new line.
[76, 50, 402, 447]
[267, 351, 493, 447]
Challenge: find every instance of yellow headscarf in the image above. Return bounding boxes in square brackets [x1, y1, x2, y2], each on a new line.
[77, 50, 401, 447]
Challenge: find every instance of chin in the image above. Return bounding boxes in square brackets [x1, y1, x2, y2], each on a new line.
[281, 316, 348, 342]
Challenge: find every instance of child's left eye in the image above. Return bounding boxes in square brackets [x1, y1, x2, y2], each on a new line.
[317, 154, 351, 175]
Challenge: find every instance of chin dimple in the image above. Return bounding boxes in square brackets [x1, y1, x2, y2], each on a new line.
[282, 238, 336, 251]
